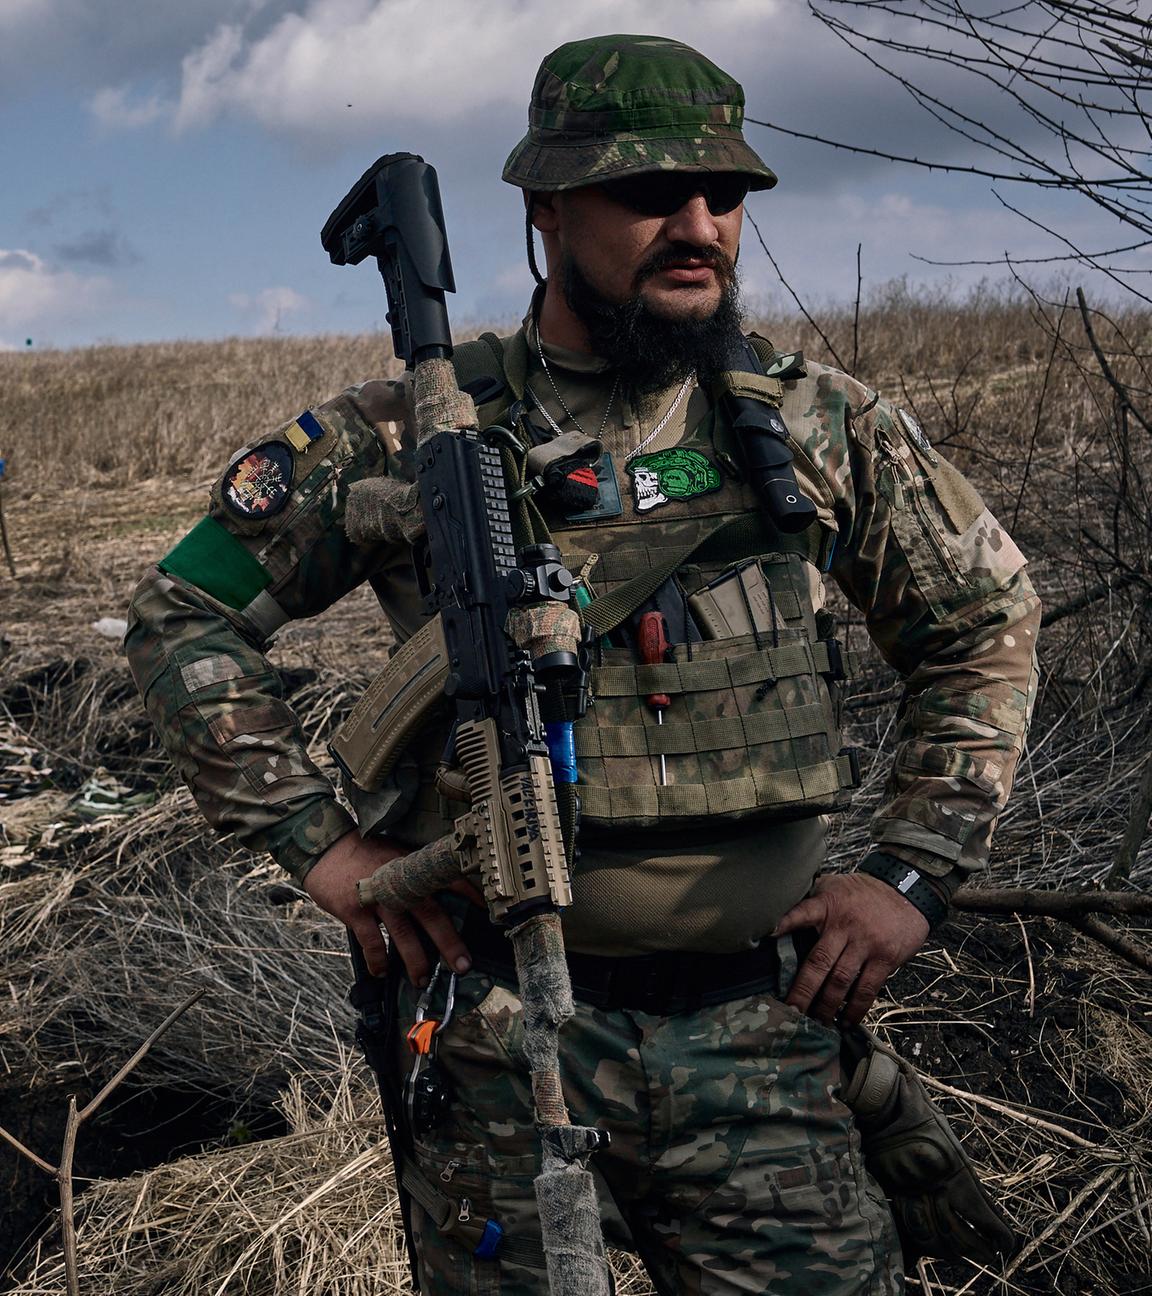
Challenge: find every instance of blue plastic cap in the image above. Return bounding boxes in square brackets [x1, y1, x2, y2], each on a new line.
[545, 721, 577, 784]
[473, 1219, 504, 1259]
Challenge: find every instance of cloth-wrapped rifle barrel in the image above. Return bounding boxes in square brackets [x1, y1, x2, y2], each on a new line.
[356, 355, 611, 1295]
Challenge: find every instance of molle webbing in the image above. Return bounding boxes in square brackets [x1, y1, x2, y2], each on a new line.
[591, 639, 846, 697]
[579, 753, 859, 822]
[575, 702, 830, 759]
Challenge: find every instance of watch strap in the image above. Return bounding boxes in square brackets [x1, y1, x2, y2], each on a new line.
[858, 853, 950, 930]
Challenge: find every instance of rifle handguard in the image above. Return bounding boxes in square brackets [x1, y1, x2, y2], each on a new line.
[454, 718, 572, 922]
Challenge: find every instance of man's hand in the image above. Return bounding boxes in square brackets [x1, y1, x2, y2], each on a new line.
[303, 829, 478, 984]
[775, 873, 931, 1026]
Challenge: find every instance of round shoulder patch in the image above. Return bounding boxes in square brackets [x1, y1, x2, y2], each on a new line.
[223, 442, 295, 519]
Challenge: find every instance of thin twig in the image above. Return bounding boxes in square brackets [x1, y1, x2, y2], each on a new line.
[1077, 286, 1152, 434]
[851, 242, 862, 377]
[60, 1098, 81, 1296]
[1002, 1166, 1123, 1278]
[1040, 574, 1139, 627]
[744, 206, 847, 370]
[0, 1122, 57, 1176]
[953, 887, 1152, 918]
[1024, 1195, 1152, 1269]
[1106, 751, 1152, 888]
[0, 987, 207, 1296]
[79, 987, 207, 1122]
[1013, 912, 1037, 1016]
[1073, 915, 1152, 975]
[914, 1074, 1102, 1149]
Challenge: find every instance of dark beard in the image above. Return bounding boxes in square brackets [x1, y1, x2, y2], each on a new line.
[561, 245, 744, 409]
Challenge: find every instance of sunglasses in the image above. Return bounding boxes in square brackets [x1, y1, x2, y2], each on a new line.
[599, 172, 751, 218]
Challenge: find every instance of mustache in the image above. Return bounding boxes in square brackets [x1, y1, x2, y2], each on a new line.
[635, 243, 736, 287]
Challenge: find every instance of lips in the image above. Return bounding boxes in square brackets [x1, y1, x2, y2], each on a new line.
[658, 264, 715, 285]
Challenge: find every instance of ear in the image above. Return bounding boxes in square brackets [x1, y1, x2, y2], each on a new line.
[529, 190, 560, 235]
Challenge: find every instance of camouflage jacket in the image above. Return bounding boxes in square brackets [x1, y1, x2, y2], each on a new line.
[125, 327, 1039, 909]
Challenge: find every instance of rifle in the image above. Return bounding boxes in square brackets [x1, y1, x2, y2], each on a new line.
[322, 153, 611, 1295]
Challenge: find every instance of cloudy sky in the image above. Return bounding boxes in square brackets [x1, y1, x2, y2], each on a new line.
[0, 0, 1139, 349]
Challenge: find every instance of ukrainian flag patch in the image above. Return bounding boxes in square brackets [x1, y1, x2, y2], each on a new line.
[285, 409, 326, 452]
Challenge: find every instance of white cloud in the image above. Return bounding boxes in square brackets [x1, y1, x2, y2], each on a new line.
[90, 85, 170, 129]
[228, 285, 310, 331]
[166, 0, 783, 136]
[0, 248, 112, 337]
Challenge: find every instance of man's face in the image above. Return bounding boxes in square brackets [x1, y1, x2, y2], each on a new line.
[532, 173, 747, 395]
[550, 181, 743, 321]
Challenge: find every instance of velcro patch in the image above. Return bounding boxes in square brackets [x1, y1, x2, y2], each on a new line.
[223, 442, 294, 519]
[180, 654, 251, 696]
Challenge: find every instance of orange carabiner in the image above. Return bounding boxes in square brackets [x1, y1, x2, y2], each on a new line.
[406, 1019, 440, 1056]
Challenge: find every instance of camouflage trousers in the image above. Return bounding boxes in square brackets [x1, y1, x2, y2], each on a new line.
[396, 950, 902, 1295]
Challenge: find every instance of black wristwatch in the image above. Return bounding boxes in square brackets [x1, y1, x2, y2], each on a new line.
[857, 853, 950, 930]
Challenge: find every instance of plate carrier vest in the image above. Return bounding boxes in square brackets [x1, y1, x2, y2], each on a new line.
[377, 330, 861, 845]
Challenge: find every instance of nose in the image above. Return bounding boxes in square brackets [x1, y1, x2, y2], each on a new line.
[663, 193, 720, 248]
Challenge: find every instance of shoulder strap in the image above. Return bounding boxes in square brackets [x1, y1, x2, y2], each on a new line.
[582, 514, 769, 636]
[451, 331, 506, 385]
[450, 328, 532, 414]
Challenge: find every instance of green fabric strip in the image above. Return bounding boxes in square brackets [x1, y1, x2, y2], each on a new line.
[159, 516, 271, 611]
[581, 515, 766, 636]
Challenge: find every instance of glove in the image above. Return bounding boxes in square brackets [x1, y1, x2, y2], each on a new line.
[842, 1025, 1019, 1268]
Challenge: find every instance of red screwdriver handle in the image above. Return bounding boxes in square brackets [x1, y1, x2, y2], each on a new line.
[637, 611, 672, 709]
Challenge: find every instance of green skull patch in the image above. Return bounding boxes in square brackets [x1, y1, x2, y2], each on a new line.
[627, 447, 722, 512]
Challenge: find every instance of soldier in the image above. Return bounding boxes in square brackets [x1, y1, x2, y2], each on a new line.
[127, 33, 1037, 1296]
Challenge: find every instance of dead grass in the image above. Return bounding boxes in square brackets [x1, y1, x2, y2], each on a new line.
[1, 286, 1150, 1294]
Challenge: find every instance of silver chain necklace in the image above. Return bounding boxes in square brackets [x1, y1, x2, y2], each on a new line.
[533, 328, 619, 440]
[533, 323, 694, 457]
[625, 375, 695, 462]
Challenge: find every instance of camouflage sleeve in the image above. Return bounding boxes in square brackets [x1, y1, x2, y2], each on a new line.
[785, 364, 1041, 892]
[125, 377, 418, 882]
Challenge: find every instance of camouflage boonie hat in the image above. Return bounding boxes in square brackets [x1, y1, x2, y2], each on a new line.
[503, 34, 777, 193]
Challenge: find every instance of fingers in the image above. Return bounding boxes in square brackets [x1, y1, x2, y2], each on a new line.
[785, 931, 848, 1019]
[774, 896, 827, 936]
[410, 897, 473, 977]
[841, 964, 894, 1026]
[348, 911, 390, 977]
[379, 897, 472, 987]
[789, 944, 895, 1027]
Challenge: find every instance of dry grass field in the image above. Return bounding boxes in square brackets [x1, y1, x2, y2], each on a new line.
[1, 283, 1150, 1295]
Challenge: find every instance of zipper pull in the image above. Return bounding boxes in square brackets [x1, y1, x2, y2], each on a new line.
[440, 1160, 460, 1183]
[458, 1197, 472, 1224]
[875, 428, 906, 509]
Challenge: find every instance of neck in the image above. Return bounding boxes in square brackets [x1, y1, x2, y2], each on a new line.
[536, 278, 594, 354]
